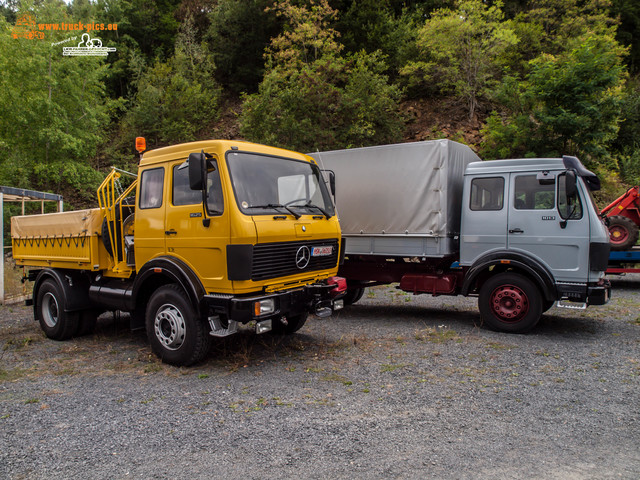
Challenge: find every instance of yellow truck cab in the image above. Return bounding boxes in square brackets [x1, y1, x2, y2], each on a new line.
[12, 140, 345, 366]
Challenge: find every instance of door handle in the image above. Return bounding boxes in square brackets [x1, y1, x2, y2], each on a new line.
[509, 228, 524, 234]
[165, 230, 178, 235]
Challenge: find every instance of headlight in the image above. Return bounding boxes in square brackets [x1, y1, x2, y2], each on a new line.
[254, 298, 275, 317]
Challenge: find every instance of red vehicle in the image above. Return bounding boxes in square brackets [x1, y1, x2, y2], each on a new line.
[600, 186, 640, 250]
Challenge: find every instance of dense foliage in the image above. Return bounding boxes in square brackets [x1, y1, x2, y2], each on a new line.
[0, 0, 638, 206]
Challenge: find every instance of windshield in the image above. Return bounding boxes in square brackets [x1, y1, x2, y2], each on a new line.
[226, 151, 335, 217]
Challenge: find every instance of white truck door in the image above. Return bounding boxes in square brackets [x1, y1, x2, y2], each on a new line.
[506, 171, 590, 283]
[460, 174, 509, 264]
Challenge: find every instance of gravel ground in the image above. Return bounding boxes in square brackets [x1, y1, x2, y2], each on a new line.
[1, 275, 639, 479]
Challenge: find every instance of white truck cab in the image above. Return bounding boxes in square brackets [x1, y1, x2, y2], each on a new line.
[460, 155, 610, 308]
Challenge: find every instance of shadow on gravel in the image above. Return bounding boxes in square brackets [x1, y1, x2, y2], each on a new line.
[534, 313, 600, 336]
[608, 275, 640, 291]
[340, 303, 602, 339]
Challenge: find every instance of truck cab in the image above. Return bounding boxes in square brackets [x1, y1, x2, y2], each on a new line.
[14, 140, 345, 366]
[460, 156, 610, 325]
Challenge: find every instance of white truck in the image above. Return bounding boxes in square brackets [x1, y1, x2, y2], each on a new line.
[311, 140, 611, 332]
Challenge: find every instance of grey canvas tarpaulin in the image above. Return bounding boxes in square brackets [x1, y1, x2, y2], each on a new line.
[310, 140, 480, 257]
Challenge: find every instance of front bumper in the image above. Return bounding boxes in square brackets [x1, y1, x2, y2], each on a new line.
[556, 278, 611, 305]
[201, 278, 346, 324]
[587, 278, 611, 306]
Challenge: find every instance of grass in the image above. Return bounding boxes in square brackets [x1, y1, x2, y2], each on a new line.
[414, 327, 459, 343]
[3, 257, 32, 301]
[0, 367, 28, 382]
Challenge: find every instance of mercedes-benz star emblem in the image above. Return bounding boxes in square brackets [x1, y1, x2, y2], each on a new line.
[295, 246, 311, 269]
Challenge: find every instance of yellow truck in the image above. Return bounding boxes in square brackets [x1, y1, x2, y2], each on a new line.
[12, 139, 346, 366]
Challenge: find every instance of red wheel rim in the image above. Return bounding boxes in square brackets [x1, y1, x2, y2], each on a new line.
[609, 225, 629, 245]
[490, 284, 529, 323]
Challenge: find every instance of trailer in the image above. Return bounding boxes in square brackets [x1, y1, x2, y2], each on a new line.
[607, 247, 640, 274]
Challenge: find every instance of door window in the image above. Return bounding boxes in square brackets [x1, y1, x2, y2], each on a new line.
[470, 177, 504, 211]
[514, 175, 554, 210]
[139, 168, 164, 209]
[172, 161, 224, 214]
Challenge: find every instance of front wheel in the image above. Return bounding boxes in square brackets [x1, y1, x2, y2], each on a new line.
[35, 279, 79, 340]
[478, 273, 543, 333]
[145, 285, 211, 366]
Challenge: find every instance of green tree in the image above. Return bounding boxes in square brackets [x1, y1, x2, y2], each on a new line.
[501, 0, 616, 73]
[612, 79, 640, 184]
[482, 34, 627, 164]
[240, 0, 403, 152]
[206, 0, 280, 93]
[402, 0, 518, 119]
[333, 0, 420, 74]
[611, 0, 640, 73]
[122, 15, 221, 149]
[0, 3, 114, 199]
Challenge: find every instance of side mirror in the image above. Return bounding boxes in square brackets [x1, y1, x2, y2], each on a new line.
[322, 169, 336, 196]
[565, 170, 577, 197]
[189, 151, 205, 190]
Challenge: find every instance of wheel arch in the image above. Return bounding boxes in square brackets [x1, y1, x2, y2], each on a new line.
[32, 268, 92, 315]
[461, 252, 556, 302]
[131, 256, 206, 318]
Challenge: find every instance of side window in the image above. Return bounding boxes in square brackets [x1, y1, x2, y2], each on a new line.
[173, 164, 202, 206]
[139, 168, 164, 209]
[206, 161, 224, 215]
[514, 175, 554, 210]
[470, 177, 504, 211]
[558, 173, 583, 219]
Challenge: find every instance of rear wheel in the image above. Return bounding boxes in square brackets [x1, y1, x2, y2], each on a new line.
[145, 285, 211, 366]
[478, 273, 542, 333]
[271, 313, 308, 334]
[35, 279, 79, 340]
[608, 215, 639, 250]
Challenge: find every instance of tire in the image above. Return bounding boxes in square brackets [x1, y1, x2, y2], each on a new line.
[542, 299, 555, 313]
[101, 196, 135, 257]
[101, 217, 113, 256]
[271, 313, 308, 335]
[35, 279, 79, 340]
[343, 287, 365, 306]
[478, 273, 543, 333]
[145, 284, 211, 366]
[608, 216, 639, 251]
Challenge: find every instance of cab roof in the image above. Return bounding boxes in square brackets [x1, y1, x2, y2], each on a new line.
[465, 158, 566, 176]
[139, 139, 313, 167]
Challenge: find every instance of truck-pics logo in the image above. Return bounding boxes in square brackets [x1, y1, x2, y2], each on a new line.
[63, 33, 116, 56]
[11, 14, 44, 39]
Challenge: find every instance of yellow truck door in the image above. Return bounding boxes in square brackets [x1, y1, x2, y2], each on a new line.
[164, 159, 229, 290]
[134, 166, 167, 267]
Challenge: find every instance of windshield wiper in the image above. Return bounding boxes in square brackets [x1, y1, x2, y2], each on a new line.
[300, 201, 332, 219]
[246, 203, 301, 219]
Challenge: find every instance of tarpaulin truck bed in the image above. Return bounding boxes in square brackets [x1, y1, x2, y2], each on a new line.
[310, 140, 481, 257]
[11, 208, 106, 270]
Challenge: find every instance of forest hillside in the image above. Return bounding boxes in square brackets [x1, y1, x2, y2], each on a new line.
[0, 0, 638, 210]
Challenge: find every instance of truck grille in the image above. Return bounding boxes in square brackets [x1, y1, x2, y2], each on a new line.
[252, 239, 339, 281]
